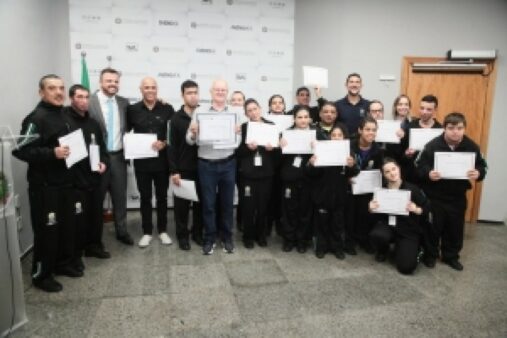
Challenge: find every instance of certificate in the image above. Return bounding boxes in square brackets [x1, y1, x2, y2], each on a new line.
[434, 152, 475, 179]
[172, 179, 199, 202]
[246, 121, 280, 147]
[89, 144, 100, 171]
[372, 189, 411, 216]
[58, 128, 87, 168]
[123, 133, 158, 160]
[281, 129, 315, 154]
[409, 128, 443, 150]
[352, 170, 382, 195]
[265, 114, 294, 132]
[303, 66, 328, 88]
[313, 140, 350, 166]
[197, 113, 237, 146]
[375, 120, 401, 144]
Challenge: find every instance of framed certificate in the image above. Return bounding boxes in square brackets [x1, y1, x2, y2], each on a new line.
[434, 152, 475, 179]
[372, 188, 411, 216]
[196, 113, 237, 146]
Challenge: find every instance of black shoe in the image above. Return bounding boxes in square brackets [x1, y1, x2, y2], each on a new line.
[116, 233, 134, 246]
[33, 277, 62, 293]
[335, 250, 346, 260]
[443, 258, 463, 271]
[361, 243, 375, 255]
[282, 242, 294, 252]
[222, 240, 235, 254]
[315, 251, 325, 259]
[343, 245, 357, 256]
[55, 266, 84, 278]
[243, 240, 254, 249]
[256, 238, 268, 247]
[297, 244, 307, 254]
[85, 246, 111, 259]
[73, 258, 85, 272]
[191, 235, 204, 247]
[178, 240, 191, 251]
[422, 256, 436, 268]
[375, 253, 387, 262]
[203, 242, 215, 255]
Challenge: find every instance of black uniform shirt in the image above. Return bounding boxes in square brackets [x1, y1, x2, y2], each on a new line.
[127, 100, 174, 172]
[167, 106, 198, 175]
[335, 95, 370, 135]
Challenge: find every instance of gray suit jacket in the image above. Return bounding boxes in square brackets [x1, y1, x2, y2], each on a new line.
[88, 91, 129, 146]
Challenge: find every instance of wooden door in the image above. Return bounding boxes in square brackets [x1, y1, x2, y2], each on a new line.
[400, 57, 497, 224]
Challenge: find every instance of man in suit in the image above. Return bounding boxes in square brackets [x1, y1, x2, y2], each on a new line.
[88, 68, 134, 252]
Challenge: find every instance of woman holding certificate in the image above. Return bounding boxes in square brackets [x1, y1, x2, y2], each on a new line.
[347, 116, 385, 255]
[279, 106, 315, 253]
[307, 123, 359, 259]
[368, 158, 430, 274]
[236, 99, 279, 248]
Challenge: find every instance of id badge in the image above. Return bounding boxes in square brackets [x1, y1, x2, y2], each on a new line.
[254, 154, 262, 166]
[293, 156, 302, 168]
[388, 215, 396, 227]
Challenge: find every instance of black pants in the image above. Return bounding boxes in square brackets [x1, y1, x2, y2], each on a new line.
[281, 180, 312, 245]
[348, 193, 375, 249]
[370, 222, 419, 274]
[426, 196, 467, 261]
[266, 172, 283, 236]
[173, 171, 202, 242]
[28, 186, 76, 281]
[135, 170, 169, 235]
[240, 177, 272, 243]
[314, 206, 345, 253]
[75, 187, 103, 252]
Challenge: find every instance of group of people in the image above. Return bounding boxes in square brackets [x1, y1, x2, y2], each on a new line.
[14, 69, 487, 293]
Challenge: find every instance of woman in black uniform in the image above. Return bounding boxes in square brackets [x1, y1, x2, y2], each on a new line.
[369, 157, 430, 274]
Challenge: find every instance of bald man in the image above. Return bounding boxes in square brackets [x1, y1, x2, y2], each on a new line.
[127, 77, 175, 248]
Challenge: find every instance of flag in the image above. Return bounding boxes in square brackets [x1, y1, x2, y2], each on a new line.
[80, 55, 90, 90]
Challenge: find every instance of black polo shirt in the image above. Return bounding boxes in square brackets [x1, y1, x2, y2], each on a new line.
[335, 95, 369, 135]
[126, 100, 175, 172]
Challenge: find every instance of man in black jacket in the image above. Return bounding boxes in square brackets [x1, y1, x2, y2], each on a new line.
[63, 84, 110, 267]
[168, 80, 202, 250]
[416, 112, 487, 271]
[127, 77, 174, 248]
[12, 74, 77, 292]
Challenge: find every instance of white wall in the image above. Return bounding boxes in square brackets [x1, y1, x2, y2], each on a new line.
[294, 0, 507, 222]
[0, 0, 71, 254]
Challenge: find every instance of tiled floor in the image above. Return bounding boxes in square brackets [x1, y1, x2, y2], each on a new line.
[11, 212, 507, 337]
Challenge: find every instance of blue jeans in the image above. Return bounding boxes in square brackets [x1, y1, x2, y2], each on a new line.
[198, 158, 236, 243]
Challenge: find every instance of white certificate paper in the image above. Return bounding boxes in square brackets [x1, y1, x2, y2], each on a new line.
[123, 133, 158, 160]
[246, 121, 280, 147]
[303, 66, 328, 88]
[372, 189, 411, 216]
[172, 179, 199, 202]
[352, 170, 382, 195]
[281, 129, 316, 154]
[58, 128, 88, 168]
[265, 114, 294, 132]
[409, 128, 443, 150]
[197, 113, 237, 145]
[434, 152, 475, 179]
[313, 140, 350, 166]
[375, 120, 401, 143]
[89, 144, 100, 171]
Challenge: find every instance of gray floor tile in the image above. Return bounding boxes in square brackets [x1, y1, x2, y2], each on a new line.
[225, 259, 288, 287]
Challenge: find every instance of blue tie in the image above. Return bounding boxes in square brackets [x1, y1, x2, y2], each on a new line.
[107, 98, 114, 151]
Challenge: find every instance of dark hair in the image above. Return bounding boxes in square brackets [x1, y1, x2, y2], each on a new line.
[293, 105, 310, 118]
[319, 100, 337, 113]
[368, 100, 384, 113]
[296, 86, 310, 96]
[331, 122, 349, 139]
[382, 156, 399, 168]
[443, 112, 466, 128]
[100, 67, 120, 79]
[392, 94, 411, 118]
[244, 98, 260, 111]
[39, 74, 61, 90]
[421, 94, 438, 108]
[359, 115, 378, 130]
[181, 79, 198, 94]
[69, 84, 89, 98]
[268, 94, 285, 107]
[346, 73, 361, 82]
[231, 90, 245, 100]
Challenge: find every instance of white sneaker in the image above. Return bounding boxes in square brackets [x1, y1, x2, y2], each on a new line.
[138, 235, 152, 248]
[159, 232, 172, 245]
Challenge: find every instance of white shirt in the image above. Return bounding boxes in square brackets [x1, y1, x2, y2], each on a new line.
[97, 90, 122, 151]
